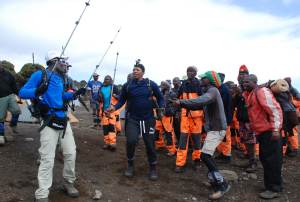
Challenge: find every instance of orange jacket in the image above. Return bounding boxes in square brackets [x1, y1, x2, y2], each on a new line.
[244, 87, 283, 135]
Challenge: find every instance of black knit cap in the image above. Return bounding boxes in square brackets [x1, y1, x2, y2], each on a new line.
[134, 63, 145, 72]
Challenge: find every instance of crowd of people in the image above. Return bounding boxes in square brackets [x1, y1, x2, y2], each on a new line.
[1, 51, 300, 201]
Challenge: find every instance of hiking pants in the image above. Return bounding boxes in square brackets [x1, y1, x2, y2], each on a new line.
[176, 115, 202, 167]
[102, 113, 117, 146]
[256, 131, 282, 192]
[125, 118, 157, 165]
[35, 122, 76, 199]
[155, 116, 176, 155]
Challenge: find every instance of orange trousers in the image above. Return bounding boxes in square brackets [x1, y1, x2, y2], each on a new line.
[101, 113, 117, 146]
[176, 115, 202, 167]
[155, 116, 177, 155]
[217, 126, 232, 156]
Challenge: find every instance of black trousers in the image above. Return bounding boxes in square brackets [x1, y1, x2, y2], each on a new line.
[257, 131, 283, 192]
[125, 118, 157, 165]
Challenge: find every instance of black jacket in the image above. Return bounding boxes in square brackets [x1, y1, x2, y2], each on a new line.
[0, 69, 18, 98]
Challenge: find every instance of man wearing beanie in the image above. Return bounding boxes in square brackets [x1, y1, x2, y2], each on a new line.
[172, 70, 230, 200]
[108, 62, 164, 181]
[237, 64, 249, 85]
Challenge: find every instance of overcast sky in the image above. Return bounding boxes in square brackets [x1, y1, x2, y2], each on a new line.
[1, 0, 300, 88]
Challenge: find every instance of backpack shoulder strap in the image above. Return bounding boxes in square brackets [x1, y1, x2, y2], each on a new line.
[145, 78, 153, 96]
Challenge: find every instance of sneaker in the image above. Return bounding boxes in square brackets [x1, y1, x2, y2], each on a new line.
[259, 190, 280, 199]
[35, 198, 49, 202]
[0, 136, 5, 145]
[149, 165, 158, 181]
[174, 166, 185, 173]
[62, 180, 80, 198]
[245, 163, 257, 173]
[124, 163, 134, 178]
[209, 183, 231, 200]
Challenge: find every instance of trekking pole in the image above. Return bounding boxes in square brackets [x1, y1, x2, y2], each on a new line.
[84, 28, 121, 88]
[49, 0, 91, 78]
[105, 52, 119, 119]
[109, 52, 119, 107]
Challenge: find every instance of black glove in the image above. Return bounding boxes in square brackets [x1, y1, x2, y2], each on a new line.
[74, 88, 86, 97]
[35, 83, 48, 96]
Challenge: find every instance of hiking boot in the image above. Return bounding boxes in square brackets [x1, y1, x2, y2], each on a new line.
[10, 126, 19, 134]
[62, 180, 80, 198]
[35, 198, 49, 202]
[209, 182, 231, 200]
[102, 144, 110, 150]
[149, 165, 158, 181]
[124, 162, 134, 178]
[193, 159, 201, 170]
[246, 162, 257, 173]
[0, 136, 5, 145]
[174, 166, 185, 173]
[215, 153, 231, 163]
[259, 190, 280, 199]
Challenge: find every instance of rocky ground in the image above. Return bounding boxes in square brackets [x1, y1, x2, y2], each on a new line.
[0, 106, 300, 202]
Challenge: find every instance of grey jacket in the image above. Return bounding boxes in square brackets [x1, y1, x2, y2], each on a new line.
[180, 86, 227, 131]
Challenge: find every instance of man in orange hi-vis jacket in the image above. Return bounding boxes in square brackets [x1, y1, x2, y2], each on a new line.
[175, 66, 203, 173]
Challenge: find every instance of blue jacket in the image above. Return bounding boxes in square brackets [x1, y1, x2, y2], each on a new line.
[115, 78, 164, 121]
[19, 69, 75, 118]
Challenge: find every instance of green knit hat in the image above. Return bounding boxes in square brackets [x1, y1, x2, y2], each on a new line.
[200, 71, 222, 88]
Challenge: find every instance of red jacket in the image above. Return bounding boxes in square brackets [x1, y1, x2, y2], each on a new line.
[244, 87, 283, 135]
